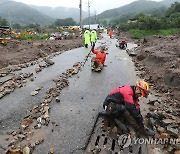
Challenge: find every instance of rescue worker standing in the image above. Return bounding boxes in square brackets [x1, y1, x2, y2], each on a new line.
[102, 81, 155, 136]
[91, 44, 106, 71]
[109, 29, 113, 38]
[90, 29, 97, 46]
[104, 28, 107, 34]
[84, 29, 91, 48]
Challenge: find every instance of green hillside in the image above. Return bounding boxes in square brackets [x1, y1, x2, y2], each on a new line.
[83, 0, 166, 24]
[30, 5, 88, 23]
[0, 0, 55, 26]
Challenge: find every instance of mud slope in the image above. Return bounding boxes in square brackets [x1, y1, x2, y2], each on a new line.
[0, 38, 83, 69]
[134, 35, 180, 105]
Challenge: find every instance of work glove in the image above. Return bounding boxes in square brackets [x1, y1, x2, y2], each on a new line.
[105, 103, 117, 114]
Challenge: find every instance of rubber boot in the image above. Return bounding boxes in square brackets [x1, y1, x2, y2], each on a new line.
[139, 127, 155, 136]
[91, 62, 95, 70]
[114, 118, 129, 134]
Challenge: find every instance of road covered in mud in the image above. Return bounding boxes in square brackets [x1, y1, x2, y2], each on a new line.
[0, 32, 179, 154]
[0, 33, 140, 153]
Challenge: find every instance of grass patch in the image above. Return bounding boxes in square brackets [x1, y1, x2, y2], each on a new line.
[129, 28, 180, 39]
[19, 34, 49, 40]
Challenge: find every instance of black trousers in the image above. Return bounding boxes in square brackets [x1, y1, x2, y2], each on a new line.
[85, 44, 88, 48]
[125, 103, 144, 129]
[103, 95, 144, 129]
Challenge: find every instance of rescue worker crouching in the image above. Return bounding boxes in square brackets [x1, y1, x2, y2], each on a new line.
[102, 80, 155, 136]
[119, 40, 127, 49]
[91, 43, 106, 72]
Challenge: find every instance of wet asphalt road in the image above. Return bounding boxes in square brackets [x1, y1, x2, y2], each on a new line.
[0, 34, 137, 153]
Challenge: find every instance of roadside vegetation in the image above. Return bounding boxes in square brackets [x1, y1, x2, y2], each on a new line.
[19, 34, 49, 40]
[0, 17, 8, 26]
[0, 17, 77, 40]
[112, 2, 180, 38]
[129, 28, 180, 39]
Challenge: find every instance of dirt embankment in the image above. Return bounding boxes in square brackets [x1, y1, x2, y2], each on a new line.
[117, 32, 180, 103]
[0, 37, 83, 69]
[135, 35, 180, 103]
[117, 32, 180, 153]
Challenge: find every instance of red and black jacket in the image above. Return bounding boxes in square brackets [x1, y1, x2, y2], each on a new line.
[104, 85, 139, 109]
[103, 86, 144, 128]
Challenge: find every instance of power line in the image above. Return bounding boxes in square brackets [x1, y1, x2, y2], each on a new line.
[94, 10, 97, 25]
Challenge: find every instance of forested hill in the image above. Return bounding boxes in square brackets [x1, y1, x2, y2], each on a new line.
[83, 0, 180, 24]
[0, 0, 54, 26]
[98, 0, 164, 19]
[30, 5, 88, 23]
[0, 0, 88, 26]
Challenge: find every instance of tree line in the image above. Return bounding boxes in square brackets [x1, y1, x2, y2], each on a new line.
[0, 17, 77, 29]
[1, 2, 179, 32]
[113, 2, 180, 31]
[0, 17, 8, 26]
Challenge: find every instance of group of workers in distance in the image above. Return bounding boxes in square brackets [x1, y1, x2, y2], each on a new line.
[83, 29, 97, 48]
[83, 28, 127, 72]
[83, 28, 106, 72]
[83, 29, 155, 136]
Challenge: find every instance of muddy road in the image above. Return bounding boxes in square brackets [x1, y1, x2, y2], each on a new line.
[1, 33, 179, 154]
[0, 33, 142, 153]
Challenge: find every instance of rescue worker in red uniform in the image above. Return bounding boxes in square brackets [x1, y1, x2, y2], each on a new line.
[102, 81, 155, 136]
[119, 40, 127, 49]
[91, 44, 106, 71]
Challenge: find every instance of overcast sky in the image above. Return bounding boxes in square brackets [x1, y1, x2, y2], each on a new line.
[14, 0, 162, 13]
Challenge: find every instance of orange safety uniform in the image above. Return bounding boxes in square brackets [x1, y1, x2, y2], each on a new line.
[92, 48, 106, 65]
[109, 30, 113, 38]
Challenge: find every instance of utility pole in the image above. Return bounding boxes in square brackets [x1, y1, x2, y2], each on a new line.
[0, 1, 13, 28]
[88, 0, 91, 29]
[79, 0, 82, 29]
[7, 7, 12, 29]
[94, 10, 97, 25]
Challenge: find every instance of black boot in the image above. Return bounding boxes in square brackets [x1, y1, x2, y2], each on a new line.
[114, 118, 129, 134]
[139, 127, 155, 136]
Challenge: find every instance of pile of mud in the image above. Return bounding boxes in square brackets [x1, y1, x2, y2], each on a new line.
[0, 37, 83, 69]
[133, 35, 180, 104]
[116, 31, 134, 42]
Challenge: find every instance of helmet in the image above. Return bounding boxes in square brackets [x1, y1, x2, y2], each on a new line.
[136, 80, 150, 97]
[101, 46, 106, 51]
